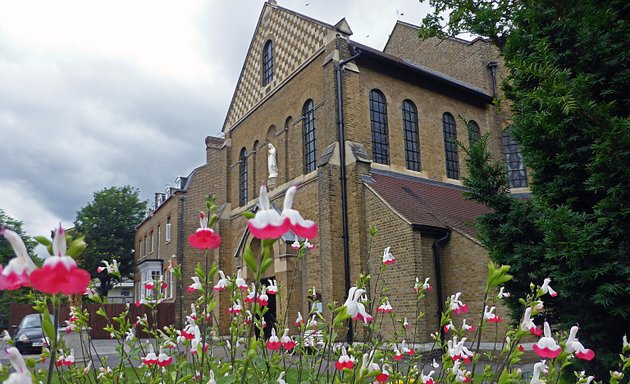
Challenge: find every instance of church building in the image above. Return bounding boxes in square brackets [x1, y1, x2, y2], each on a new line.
[134, 1, 528, 341]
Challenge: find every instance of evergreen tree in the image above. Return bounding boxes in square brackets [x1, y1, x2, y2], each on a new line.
[420, 0, 630, 375]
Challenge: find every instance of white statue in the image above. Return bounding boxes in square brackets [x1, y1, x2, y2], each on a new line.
[267, 143, 278, 179]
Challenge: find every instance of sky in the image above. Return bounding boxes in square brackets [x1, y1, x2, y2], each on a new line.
[0, 0, 433, 253]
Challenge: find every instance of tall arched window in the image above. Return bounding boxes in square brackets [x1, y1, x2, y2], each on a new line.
[302, 100, 317, 173]
[262, 40, 273, 86]
[370, 90, 389, 164]
[402, 100, 420, 171]
[502, 131, 528, 188]
[442, 112, 459, 179]
[239, 148, 248, 205]
[468, 120, 481, 146]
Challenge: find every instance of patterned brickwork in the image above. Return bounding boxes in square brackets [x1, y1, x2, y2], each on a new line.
[224, 4, 331, 131]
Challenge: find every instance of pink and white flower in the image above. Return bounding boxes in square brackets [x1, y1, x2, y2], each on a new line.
[414, 277, 432, 292]
[257, 286, 269, 307]
[295, 311, 304, 328]
[393, 347, 403, 361]
[188, 211, 222, 250]
[0, 226, 37, 290]
[532, 322, 562, 359]
[343, 287, 373, 324]
[421, 370, 436, 384]
[266, 279, 278, 295]
[403, 317, 409, 329]
[449, 292, 469, 314]
[540, 278, 557, 297]
[497, 286, 510, 298]
[187, 276, 202, 292]
[335, 346, 354, 370]
[228, 300, 242, 315]
[530, 360, 548, 384]
[29, 224, 90, 295]
[462, 319, 474, 332]
[97, 259, 119, 274]
[266, 328, 281, 350]
[401, 340, 415, 355]
[448, 336, 474, 363]
[235, 269, 248, 290]
[565, 326, 595, 361]
[248, 186, 291, 239]
[382, 246, 395, 265]
[157, 349, 173, 367]
[280, 329, 296, 350]
[444, 320, 455, 334]
[520, 308, 543, 336]
[214, 270, 228, 291]
[142, 351, 159, 366]
[484, 306, 502, 323]
[4, 347, 32, 383]
[281, 186, 318, 239]
[377, 300, 393, 313]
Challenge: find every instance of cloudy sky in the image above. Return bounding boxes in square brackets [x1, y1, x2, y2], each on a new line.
[0, 0, 433, 247]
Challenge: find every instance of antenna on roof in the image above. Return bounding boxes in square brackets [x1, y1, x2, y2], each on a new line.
[396, 9, 405, 20]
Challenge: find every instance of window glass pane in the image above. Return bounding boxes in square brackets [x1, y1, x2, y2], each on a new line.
[402, 100, 420, 171]
[239, 148, 248, 205]
[442, 113, 459, 179]
[263, 40, 273, 86]
[502, 131, 528, 188]
[303, 100, 317, 173]
[468, 120, 481, 146]
[370, 90, 389, 164]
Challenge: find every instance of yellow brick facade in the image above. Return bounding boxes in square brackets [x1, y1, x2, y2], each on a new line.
[134, 2, 517, 342]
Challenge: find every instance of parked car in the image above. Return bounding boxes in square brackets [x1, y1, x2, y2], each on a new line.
[13, 314, 49, 354]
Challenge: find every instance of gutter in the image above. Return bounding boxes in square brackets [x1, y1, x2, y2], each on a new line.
[335, 46, 361, 344]
[177, 195, 186, 329]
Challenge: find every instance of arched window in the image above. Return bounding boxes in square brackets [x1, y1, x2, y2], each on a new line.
[468, 120, 481, 146]
[502, 131, 528, 188]
[239, 148, 248, 205]
[370, 90, 389, 164]
[442, 112, 459, 179]
[262, 40, 273, 86]
[402, 100, 420, 171]
[303, 100, 317, 173]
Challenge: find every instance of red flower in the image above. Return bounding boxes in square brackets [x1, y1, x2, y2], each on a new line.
[0, 226, 37, 290]
[266, 329, 281, 350]
[188, 212, 222, 250]
[281, 186, 318, 239]
[29, 225, 90, 295]
[248, 186, 291, 239]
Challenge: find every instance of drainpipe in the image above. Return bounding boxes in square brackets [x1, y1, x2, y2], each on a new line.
[335, 47, 361, 344]
[177, 195, 186, 329]
[487, 61, 498, 99]
[432, 229, 451, 341]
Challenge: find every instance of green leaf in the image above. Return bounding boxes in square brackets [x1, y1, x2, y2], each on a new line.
[40, 310, 55, 343]
[176, 374, 194, 383]
[260, 253, 273, 274]
[242, 211, 255, 219]
[96, 307, 108, 318]
[243, 245, 257, 274]
[66, 237, 87, 258]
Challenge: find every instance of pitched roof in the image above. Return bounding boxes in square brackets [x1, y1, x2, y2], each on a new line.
[364, 170, 492, 238]
[349, 41, 493, 102]
[222, 3, 342, 132]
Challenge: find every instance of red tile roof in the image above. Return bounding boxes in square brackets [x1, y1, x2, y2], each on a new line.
[364, 170, 492, 238]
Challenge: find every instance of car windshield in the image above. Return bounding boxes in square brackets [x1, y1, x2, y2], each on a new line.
[20, 315, 41, 329]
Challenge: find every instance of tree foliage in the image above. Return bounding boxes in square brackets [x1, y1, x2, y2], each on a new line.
[420, 0, 630, 376]
[74, 186, 147, 296]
